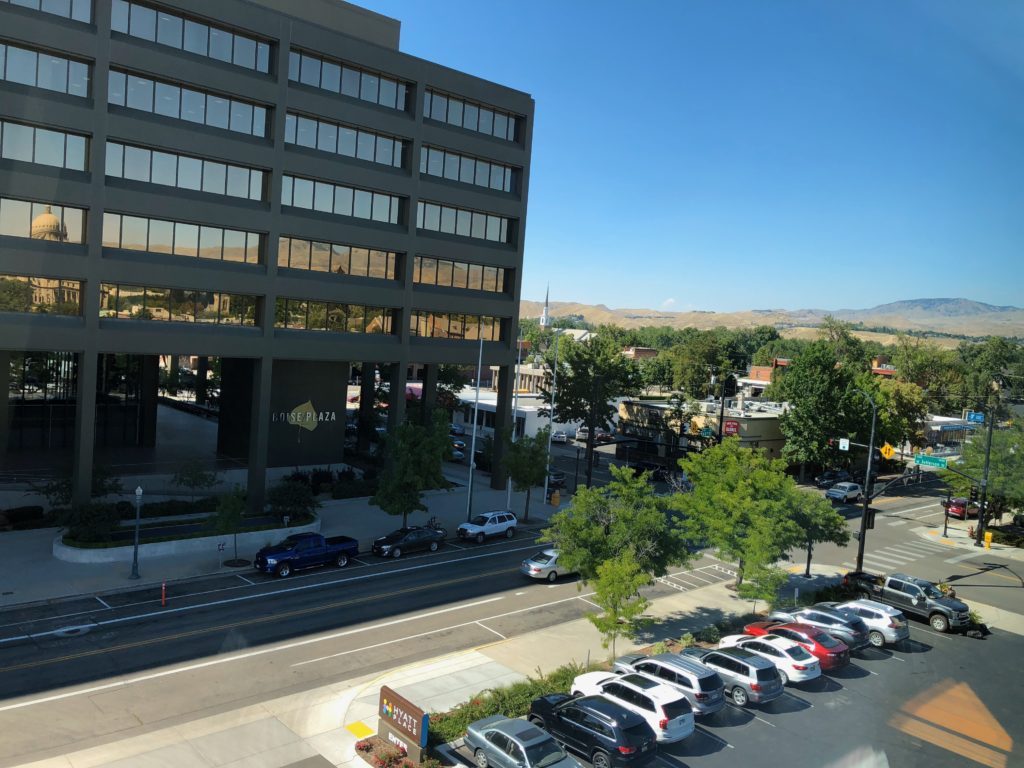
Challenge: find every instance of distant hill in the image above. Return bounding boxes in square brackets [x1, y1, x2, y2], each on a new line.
[519, 298, 1024, 339]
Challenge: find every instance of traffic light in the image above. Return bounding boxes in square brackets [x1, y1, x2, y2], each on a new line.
[865, 508, 875, 530]
[969, 486, 979, 503]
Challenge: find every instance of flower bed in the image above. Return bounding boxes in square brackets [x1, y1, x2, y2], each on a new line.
[354, 736, 442, 768]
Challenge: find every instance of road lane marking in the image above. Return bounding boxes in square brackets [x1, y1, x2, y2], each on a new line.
[93, 596, 112, 609]
[944, 551, 986, 564]
[0, 595, 505, 712]
[887, 520, 908, 526]
[476, 622, 506, 640]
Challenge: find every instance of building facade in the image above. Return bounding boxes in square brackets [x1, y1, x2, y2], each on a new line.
[0, 0, 533, 506]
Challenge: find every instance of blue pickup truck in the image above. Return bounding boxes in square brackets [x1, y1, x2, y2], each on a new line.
[254, 532, 359, 577]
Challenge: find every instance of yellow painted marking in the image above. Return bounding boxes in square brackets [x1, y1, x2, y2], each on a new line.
[346, 721, 375, 739]
[890, 714, 1006, 768]
[903, 681, 1012, 751]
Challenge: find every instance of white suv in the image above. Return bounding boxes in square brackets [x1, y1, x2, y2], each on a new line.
[571, 672, 694, 743]
[457, 510, 518, 543]
[718, 634, 821, 685]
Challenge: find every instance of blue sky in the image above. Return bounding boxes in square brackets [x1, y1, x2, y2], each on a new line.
[358, 0, 1024, 313]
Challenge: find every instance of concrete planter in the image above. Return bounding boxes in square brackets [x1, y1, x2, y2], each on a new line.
[52, 518, 321, 563]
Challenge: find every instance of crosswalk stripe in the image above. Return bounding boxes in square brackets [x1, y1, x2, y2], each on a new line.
[892, 541, 946, 554]
[885, 545, 937, 558]
[887, 520, 908, 526]
[869, 549, 916, 563]
[862, 553, 911, 568]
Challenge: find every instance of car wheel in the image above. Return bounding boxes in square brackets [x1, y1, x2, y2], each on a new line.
[868, 630, 885, 648]
[429, 540, 439, 552]
[731, 687, 748, 706]
[476, 532, 485, 544]
[591, 751, 610, 768]
[336, 553, 349, 568]
[546, 571, 558, 583]
[930, 613, 950, 633]
[275, 562, 291, 578]
[474, 750, 489, 768]
[858, 590, 872, 601]
[505, 527, 515, 539]
[778, 669, 789, 686]
[391, 547, 402, 559]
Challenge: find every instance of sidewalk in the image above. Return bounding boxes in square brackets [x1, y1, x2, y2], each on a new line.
[913, 516, 1024, 562]
[0, 469, 566, 608]
[8, 565, 833, 768]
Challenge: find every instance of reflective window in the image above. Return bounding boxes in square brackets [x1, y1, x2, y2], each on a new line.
[416, 200, 513, 244]
[1, 0, 91, 22]
[102, 211, 261, 264]
[412, 256, 505, 294]
[419, 145, 516, 193]
[277, 236, 398, 280]
[274, 298, 395, 335]
[105, 141, 264, 201]
[284, 112, 406, 169]
[0, 273, 81, 315]
[424, 89, 520, 142]
[0, 120, 88, 170]
[410, 311, 503, 341]
[108, 69, 268, 138]
[100, 282, 257, 325]
[0, 196, 85, 243]
[111, 1, 270, 73]
[0, 42, 89, 97]
[281, 174, 402, 225]
[287, 48, 410, 112]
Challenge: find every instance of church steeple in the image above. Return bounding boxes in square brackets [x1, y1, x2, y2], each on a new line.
[539, 284, 550, 328]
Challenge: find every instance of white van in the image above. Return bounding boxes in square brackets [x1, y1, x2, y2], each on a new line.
[575, 426, 589, 442]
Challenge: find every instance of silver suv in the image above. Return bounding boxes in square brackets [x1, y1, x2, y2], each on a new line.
[613, 653, 725, 715]
[680, 648, 783, 707]
[822, 599, 910, 647]
[457, 510, 518, 543]
[769, 605, 870, 650]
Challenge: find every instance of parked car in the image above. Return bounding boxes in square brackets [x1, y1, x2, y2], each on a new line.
[814, 469, 854, 489]
[450, 423, 466, 436]
[371, 525, 447, 558]
[458, 510, 518, 543]
[254, 532, 359, 578]
[551, 431, 570, 444]
[449, 449, 466, 462]
[528, 694, 657, 768]
[521, 549, 574, 582]
[570, 672, 694, 743]
[943, 497, 979, 519]
[612, 653, 726, 716]
[451, 439, 468, 451]
[818, 599, 910, 647]
[768, 606, 871, 650]
[843, 571, 971, 633]
[825, 482, 863, 503]
[718, 634, 821, 685]
[547, 468, 567, 489]
[464, 715, 581, 768]
[575, 426, 590, 442]
[594, 430, 616, 445]
[679, 647, 784, 706]
[743, 621, 850, 671]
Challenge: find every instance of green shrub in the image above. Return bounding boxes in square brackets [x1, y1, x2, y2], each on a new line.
[650, 640, 669, 655]
[268, 480, 320, 521]
[59, 502, 121, 543]
[678, 632, 696, 648]
[698, 625, 720, 644]
[989, 528, 1024, 547]
[0, 505, 49, 530]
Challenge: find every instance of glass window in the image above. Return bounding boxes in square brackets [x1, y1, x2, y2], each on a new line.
[333, 186, 353, 216]
[459, 157, 475, 184]
[288, 51, 300, 81]
[249, 170, 263, 200]
[281, 175, 293, 205]
[299, 54, 320, 87]
[151, 151, 178, 185]
[440, 206, 456, 234]
[123, 145, 151, 182]
[310, 241, 330, 271]
[456, 209, 471, 237]
[341, 66, 359, 97]
[436, 260, 453, 286]
[448, 99, 463, 127]
[226, 165, 249, 198]
[6, 47, 37, 87]
[229, 101, 253, 134]
[157, 12, 183, 48]
[486, 215, 501, 241]
[451, 262, 468, 289]
[321, 61, 341, 92]
[0, 198, 29, 237]
[67, 61, 89, 97]
[202, 161, 226, 195]
[484, 266, 500, 292]
[467, 264, 483, 291]
[183, 20, 208, 56]
[356, 131, 374, 162]
[284, 113, 297, 144]
[111, 0, 129, 32]
[256, 42, 270, 73]
[379, 78, 397, 109]
[173, 222, 199, 256]
[331, 244, 349, 273]
[314, 181, 333, 213]
[198, 225, 222, 259]
[62, 206, 84, 244]
[147, 218, 173, 253]
[145, 286, 168, 318]
[108, 70, 126, 105]
[245, 232, 260, 263]
[430, 93, 447, 122]
[65, 133, 86, 171]
[37, 54, 68, 93]
[471, 212, 486, 239]
[222, 229, 246, 262]
[206, 96, 230, 129]
[371, 193, 390, 223]
[479, 109, 494, 135]
[209, 28, 233, 63]
[286, 238, 309, 269]
[317, 122, 338, 153]
[339, 127, 357, 157]
[233, 36, 256, 69]
[490, 165, 505, 191]
[360, 71, 378, 103]
[375, 136, 393, 166]
[443, 153, 459, 181]
[475, 161, 489, 187]
[120, 215, 148, 250]
[396, 82, 407, 111]
[102, 212, 121, 247]
[129, 5, 156, 41]
[154, 82, 181, 118]
[427, 147, 444, 177]
[126, 75, 153, 111]
[181, 88, 205, 123]
[463, 103, 479, 131]
[494, 112, 508, 140]
[350, 248, 369, 276]
[252, 106, 266, 138]
[292, 177, 313, 208]
[177, 155, 202, 190]
[353, 189, 372, 219]
[424, 203, 441, 231]
[296, 116, 316, 148]
[1, 122, 34, 162]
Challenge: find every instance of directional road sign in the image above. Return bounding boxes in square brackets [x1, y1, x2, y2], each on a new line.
[966, 410, 985, 424]
[880, 442, 895, 460]
[914, 454, 948, 468]
[700, 427, 713, 438]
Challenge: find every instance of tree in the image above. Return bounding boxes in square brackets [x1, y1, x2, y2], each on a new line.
[538, 333, 643, 487]
[873, 376, 928, 451]
[818, 316, 868, 369]
[586, 551, 652, 658]
[210, 486, 246, 563]
[267, 480, 320, 524]
[0, 278, 33, 312]
[639, 354, 674, 393]
[370, 413, 449, 527]
[541, 465, 692, 582]
[777, 341, 853, 480]
[667, 331, 728, 399]
[736, 564, 789, 613]
[504, 426, 550, 522]
[789, 496, 850, 577]
[671, 439, 804, 588]
[940, 423, 1024, 519]
[435, 364, 471, 412]
[172, 458, 218, 506]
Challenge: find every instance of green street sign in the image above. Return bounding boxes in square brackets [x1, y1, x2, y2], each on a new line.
[914, 454, 948, 468]
[700, 427, 713, 438]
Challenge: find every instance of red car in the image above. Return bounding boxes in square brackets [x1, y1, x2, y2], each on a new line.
[744, 621, 850, 671]
[943, 497, 979, 520]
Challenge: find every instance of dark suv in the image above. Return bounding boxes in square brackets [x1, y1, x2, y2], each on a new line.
[528, 694, 657, 768]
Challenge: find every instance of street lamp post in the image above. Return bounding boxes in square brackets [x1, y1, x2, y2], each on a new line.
[465, 335, 485, 522]
[974, 386, 998, 547]
[541, 328, 560, 508]
[130, 485, 142, 579]
[853, 389, 877, 573]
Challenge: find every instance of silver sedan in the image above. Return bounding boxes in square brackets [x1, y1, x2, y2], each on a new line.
[520, 549, 571, 582]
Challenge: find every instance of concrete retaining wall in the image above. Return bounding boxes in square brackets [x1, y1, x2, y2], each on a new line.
[52, 519, 321, 563]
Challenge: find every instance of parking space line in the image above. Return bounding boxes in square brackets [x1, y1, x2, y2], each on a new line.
[447, 542, 467, 550]
[669, 576, 704, 590]
[694, 725, 734, 748]
[476, 621, 506, 640]
[578, 597, 601, 610]
[783, 691, 812, 706]
[351, 557, 372, 566]
[683, 570, 717, 585]
[234, 575, 255, 585]
[94, 596, 112, 609]
[726, 703, 775, 726]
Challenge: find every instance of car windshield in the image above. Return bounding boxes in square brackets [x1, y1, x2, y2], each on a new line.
[817, 633, 841, 648]
[919, 583, 944, 599]
[470, 515, 490, 525]
[524, 737, 566, 768]
[531, 552, 554, 565]
[785, 645, 813, 661]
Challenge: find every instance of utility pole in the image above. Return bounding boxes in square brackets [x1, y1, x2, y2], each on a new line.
[541, 327, 560, 508]
[974, 385, 998, 547]
[854, 389, 877, 573]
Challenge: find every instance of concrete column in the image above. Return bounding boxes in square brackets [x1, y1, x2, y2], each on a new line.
[0, 351, 10, 458]
[420, 363, 438, 425]
[245, 356, 273, 514]
[386, 362, 407, 431]
[490, 364, 514, 490]
[139, 354, 159, 448]
[71, 351, 98, 508]
[357, 363, 376, 452]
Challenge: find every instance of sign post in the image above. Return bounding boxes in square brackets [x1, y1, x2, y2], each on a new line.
[377, 686, 428, 762]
